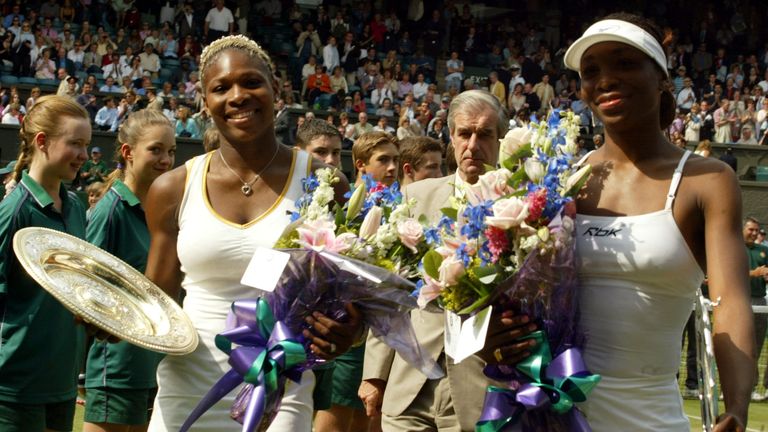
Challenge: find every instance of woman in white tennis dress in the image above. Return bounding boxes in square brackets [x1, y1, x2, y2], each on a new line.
[562, 13, 755, 431]
[144, 36, 361, 431]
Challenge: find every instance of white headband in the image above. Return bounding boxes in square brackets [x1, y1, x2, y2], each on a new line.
[564, 19, 669, 78]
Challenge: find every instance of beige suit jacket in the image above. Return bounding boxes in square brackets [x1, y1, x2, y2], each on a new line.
[362, 175, 497, 431]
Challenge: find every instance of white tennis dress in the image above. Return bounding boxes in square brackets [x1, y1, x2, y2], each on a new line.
[149, 148, 315, 431]
[575, 151, 705, 431]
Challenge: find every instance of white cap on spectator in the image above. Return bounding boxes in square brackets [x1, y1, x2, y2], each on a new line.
[564, 19, 668, 78]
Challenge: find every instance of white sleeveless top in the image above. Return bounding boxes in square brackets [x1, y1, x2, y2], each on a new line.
[575, 151, 705, 431]
[149, 148, 316, 432]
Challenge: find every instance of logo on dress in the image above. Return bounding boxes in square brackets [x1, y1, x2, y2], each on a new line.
[583, 227, 621, 237]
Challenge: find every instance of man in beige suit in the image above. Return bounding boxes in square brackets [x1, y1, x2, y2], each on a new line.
[359, 90, 536, 431]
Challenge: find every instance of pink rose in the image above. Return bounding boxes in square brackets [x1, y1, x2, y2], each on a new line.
[465, 168, 513, 205]
[397, 218, 424, 253]
[438, 255, 465, 286]
[485, 197, 529, 230]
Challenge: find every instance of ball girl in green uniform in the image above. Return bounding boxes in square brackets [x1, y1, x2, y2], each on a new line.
[0, 95, 91, 431]
[83, 109, 176, 432]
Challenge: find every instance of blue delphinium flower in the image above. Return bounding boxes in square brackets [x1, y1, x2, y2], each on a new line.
[460, 200, 493, 240]
[456, 243, 472, 266]
[437, 215, 455, 235]
[424, 227, 441, 245]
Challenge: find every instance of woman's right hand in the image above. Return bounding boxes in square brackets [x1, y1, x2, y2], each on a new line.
[476, 309, 538, 365]
[359, 379, 385, 417]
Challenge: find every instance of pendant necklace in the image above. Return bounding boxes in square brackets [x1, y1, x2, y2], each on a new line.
[218, 145, 281, 196]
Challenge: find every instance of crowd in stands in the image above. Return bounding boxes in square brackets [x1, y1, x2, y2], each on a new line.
[0, 0, 767, 150]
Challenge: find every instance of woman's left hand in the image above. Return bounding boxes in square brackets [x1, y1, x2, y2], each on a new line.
[713, 412, 745, 431]
[303, 302, 364, 360]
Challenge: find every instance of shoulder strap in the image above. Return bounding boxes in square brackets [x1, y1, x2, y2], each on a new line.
[178, 153, 210, 223]
[664, 150, 692, 211]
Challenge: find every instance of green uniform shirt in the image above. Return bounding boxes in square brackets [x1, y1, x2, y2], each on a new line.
[80, 159, 109, 185]
[747, 242, 768, 298]
[85, 180, 163, 389]
[0, 172, 86, 404]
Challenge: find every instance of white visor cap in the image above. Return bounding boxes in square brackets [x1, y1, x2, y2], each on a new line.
[564, 19, 669, 78]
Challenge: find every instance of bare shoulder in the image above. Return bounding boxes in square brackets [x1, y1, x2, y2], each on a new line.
[146, 164, 188, 226]
[148, 164, 187, 205]
[683, 155, 740, 200]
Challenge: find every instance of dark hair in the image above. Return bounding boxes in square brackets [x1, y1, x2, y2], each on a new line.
[398, 136, 444, 180]
[601, 12, 675, 129]
[296, 119, 342, 148]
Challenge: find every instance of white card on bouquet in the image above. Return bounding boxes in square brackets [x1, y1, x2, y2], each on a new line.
[240, 247, 291, 292]
[444, 305, 493, 363]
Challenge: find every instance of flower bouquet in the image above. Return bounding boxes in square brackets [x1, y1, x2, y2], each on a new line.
[182, 171, 442, 432]
[416, 110, 600, 431]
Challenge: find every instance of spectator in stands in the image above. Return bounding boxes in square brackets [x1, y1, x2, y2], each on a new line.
[159, 31, 178, 60]
[83, 43, 103, 74]
[375, 98, 394, 118]
[507, 82, 525, 114]
[175, 2, 197, 39]
[39, 17, 58, 46]
[139, 43, 161, 79]
[351, 90, 366, 114]
[80, 146, 109, 186]
[111, 0, 134, 29]
[25, 87, 40, 110]
[397, 30, 413, 56]
[296, 22, 322, 67]
[489, 71, 505, 105]
[0, 34, 14, 69]
[75, 82, 95, 108]
[370, 79, 392, 108]
[677, 77, 696, 114]
[204, 0, 234, 43]
[533, 74, 555, 111]
[352, 111, 373, 139]
[146, 87, 163, 111]
[163, 97, 179, 122]
[34, 48, 56, 79]
[97, 77, 119, 94]
[396, 72, 413, 100]
[95, 33, 117, 57]
[428, 117, 450, 147]
[67, 41, 85, 72]
[396, 116, 415, 140]
[1, 102, 21, 125]
[144, 28, 161, 50]
[12, 21, 34, 77]
[412, 73, 429, 102]
[520, 82, 540, 115]
[337, 111, 355, 140]
[174, 105, 200, 139]
[126, 55, 144, 87]
[714, 98, 736, 143]
[59, 75, 79, 98]
[323, 35, 340, 73]
[101, 52, 121, 81]
[329, 65, 349, 101]
[737, 125, 758, 144]
[684, 103, 702, 142]
[94, 96, 119, 131]
[60, 0, 76, 23]
[305, 65, 333, 107]
[359, 62, 379, 96]
[445, 51, 464, 91]
[3, 4, 23, 29]
[373, 116, 395, 134]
